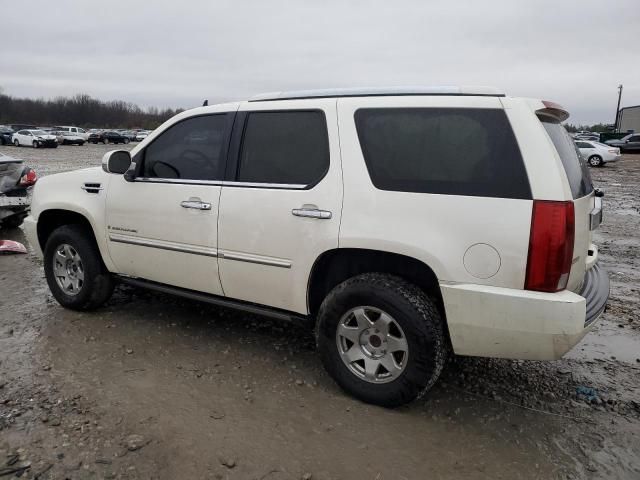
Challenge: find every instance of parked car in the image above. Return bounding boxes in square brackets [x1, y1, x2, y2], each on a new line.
[0, 152, 37, 229]
[575, 140, 620, 167]
[53, 126, 89, 141]
[54, 131, 86, 146]
[9, 124, 37, 132]
[12, 129, 58, 148]
[24, 86, 609, 407]
[574, 133, 600, 142]
[88, 131, 130, 145]
[605, 133, 640, 152]
[122, 130, 138, 141]
[0, 126, 15, 145]
[135, 130, 150, 142]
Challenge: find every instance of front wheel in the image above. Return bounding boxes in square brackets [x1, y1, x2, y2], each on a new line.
[32, 141, 39, 148]
[123, 138, 130, 144]
[44, 225, 115, 310]
[316, 273, 447, 407]
[13, 139, 19, 147]
[103, 138, 109, 144]
[588, 155, 603, 167]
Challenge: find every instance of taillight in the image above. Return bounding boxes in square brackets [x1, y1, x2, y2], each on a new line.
[19, 169, 37, 187]
[525, 200, 575, 292]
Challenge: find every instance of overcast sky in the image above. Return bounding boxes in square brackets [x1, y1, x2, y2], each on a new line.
[2, 0, 638, 125]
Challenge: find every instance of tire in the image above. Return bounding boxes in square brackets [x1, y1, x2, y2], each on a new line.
[103, 138, 108, 144]
[43, 224, 115, 311]
[79, 141, 85, 146]
[316, 273, 447, 407]
[588, 155, 603, 167]
[123, 138, 130, 144]
[13, 139, 19, 147]
[32, 141, 39, 148]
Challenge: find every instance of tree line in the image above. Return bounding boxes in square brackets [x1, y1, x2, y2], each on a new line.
[563, 123, 612, 133]
[0, 89, 185, 130]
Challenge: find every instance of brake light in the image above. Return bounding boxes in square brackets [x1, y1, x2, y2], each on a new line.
[19, 169, 37, 187]
[525, 200, 575, 292]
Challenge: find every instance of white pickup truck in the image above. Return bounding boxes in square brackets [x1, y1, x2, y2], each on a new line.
[24, 87, 609, 406]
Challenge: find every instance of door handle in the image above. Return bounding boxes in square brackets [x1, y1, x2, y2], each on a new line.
[181, 200, 212, 210]
[292, 208, 332, 219]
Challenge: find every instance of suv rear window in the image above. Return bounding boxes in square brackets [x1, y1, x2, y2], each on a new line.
[540, 117, 593, 199]
[354, 108, 531, 199]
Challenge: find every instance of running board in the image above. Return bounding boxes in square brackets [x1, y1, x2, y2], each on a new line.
[117, 276, 311, 324]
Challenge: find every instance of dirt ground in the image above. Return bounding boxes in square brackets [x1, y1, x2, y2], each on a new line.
[0, 143, 639, 480]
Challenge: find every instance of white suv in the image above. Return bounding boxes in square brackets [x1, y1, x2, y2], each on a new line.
[24, 87, 609, 407]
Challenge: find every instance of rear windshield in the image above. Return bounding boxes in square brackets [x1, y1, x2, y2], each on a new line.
[354, 108, 531, 199]
[540, 117, 593, 199]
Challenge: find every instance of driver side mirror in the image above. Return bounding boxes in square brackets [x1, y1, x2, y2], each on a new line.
[102, 150, 132, 175]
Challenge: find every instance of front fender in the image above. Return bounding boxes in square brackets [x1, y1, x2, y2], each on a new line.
[30, 168, 116, 272]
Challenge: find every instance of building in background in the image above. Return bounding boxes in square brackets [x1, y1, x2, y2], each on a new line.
[618, 105, 640, 133]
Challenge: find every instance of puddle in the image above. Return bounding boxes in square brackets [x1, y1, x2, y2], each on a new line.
[612, 208, 640, 216]
[567, 322, 640, 363]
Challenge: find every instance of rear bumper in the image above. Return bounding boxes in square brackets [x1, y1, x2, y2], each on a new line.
[442, 265, 609, 360]
[580, 264, 609, 327]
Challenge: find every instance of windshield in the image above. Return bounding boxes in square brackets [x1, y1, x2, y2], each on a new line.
[540, 117, 593, 199]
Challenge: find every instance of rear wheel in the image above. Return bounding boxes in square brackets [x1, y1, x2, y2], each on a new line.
[13, 139, 19, 147]
[103, 138, 109, 144]
[123, 138, 130, 144]
[316, 273, 447, 407]
[43, 225, 114, 310]
[588, 155, 603, 167]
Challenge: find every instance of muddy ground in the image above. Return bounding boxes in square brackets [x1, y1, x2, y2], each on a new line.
[0, 143, 638, 479]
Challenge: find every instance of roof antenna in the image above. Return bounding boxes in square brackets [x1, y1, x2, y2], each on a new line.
[202, 99, 208, 106]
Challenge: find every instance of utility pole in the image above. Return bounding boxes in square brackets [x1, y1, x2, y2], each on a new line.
[614, 84, 623, 132]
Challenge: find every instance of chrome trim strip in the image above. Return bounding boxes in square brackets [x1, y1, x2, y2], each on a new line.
[134, 177, 306, 189]
[108, 233, 218, 258]
[218, 250, 292, 269]
[222, 181, 306, 189]
[135, 177, 223, 185]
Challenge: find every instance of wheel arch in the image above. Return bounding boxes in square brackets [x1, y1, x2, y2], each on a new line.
[36, 208, 113, 271]
[307, 248, 446, 325]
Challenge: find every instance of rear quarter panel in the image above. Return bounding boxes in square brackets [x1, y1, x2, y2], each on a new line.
[337, 96, 533, 288]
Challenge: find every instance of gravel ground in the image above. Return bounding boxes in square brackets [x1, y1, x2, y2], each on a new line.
[0, 143, 639, 479]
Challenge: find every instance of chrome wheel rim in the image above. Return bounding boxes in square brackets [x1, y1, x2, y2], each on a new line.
[589, 157, 600, 166]
[336, 306, 409, 384]
[52, 243, 85, 296]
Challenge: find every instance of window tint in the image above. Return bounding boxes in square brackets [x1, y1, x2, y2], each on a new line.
[576, 142, 592, 148]
[142, 115, 228, 181]
[540, 117, 593, 199]
[629, 135, 640, 142]
[354, 108, 531, 199]
[238, 111, 329, 185]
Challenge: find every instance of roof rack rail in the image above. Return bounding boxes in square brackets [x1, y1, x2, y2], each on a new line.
[249, 86, 504, 102]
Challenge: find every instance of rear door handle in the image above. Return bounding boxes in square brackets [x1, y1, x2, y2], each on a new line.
[181, 200, 211, 210]
[292, 208, 332, 219]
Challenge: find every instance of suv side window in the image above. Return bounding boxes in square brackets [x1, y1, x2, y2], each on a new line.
[237, 111, 329, 186]
[141, 114, 229, 181]
[354, 108, 531, 199]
